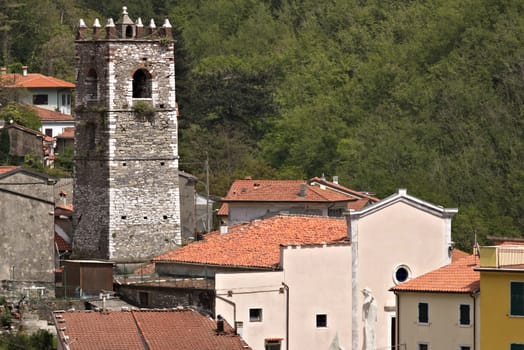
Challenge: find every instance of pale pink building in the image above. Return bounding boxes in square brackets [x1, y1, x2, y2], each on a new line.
[215, 189, 457, 350]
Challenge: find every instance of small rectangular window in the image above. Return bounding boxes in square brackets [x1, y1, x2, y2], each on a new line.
[62, 94, 66, 106]
[265, 340, 281, 350]
[418, 344, 428, 350]
[32, 94, 48, 105]
[418, 303, 429, 323]
[418, 302, 429, 324]
[460, 346, 471, 350]
[459, 304, 470, 325]
[45, 128, 53, 137]
[138, 291, 150, 307]
[249, 308, 262, 322]
[316, 314, 327, 328]
[511, 281, 524, 316]
[511, 344, 524, 350]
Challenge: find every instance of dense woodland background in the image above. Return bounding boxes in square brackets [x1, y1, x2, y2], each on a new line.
[1, 0, 524, 249]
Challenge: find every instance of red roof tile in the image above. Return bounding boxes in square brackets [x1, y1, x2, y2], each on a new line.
[3, 73, 75, 88]
[0, 166, 19, 175]
[153, 215, 347, 269]
[55, 233, 72, 251]
[55, 309, 250, 350]
[222, 179, 357, 203]
[309, 176, 380, 202]
[57, 127, 75, 139]
[26, 104, 74, 121]
[452, 248, 470, 262]
[390, 255, 480, 293]
[217, 202, 228, 216]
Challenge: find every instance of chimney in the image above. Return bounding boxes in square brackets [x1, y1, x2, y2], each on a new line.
[332, 176, 339, 184]
[220, 224, 228, 235]
[235, 321, 243, 337]
[1, 67, 6, 75]
[216, 315, 225, 334]
[299, 184, 307, 197]
[22, 66, 28, 76]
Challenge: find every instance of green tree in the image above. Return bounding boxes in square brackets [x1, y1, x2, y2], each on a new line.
[0, 103, 41, 131]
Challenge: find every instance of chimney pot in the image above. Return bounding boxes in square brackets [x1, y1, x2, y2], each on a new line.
[299, 183, 307, 197]
[332, 175, 339, 184]
[22, 66, 28, 76]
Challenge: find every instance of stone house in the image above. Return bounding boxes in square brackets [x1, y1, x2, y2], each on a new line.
[218, 177, 379, 226]
[0, 166, 56, 296]
[2, 122, 55, 165]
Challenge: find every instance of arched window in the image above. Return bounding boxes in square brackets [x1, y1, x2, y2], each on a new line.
[86, 68, 98, 100]
[132, 69, 152, 98]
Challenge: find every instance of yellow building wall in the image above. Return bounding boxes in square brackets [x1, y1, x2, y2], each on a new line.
[480, 271, 524, 350]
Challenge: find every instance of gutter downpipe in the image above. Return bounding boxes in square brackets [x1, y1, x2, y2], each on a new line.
[395, 291, 400, 349]
[282, 282, 290, 350]
[215, 294, 237, 334]
[471, 292, 477, 350]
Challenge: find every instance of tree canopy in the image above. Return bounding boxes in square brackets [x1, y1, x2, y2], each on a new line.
[2, 0, 524, 249]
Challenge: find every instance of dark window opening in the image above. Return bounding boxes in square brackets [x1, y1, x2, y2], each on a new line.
[121, 216, 127, 220]
[511, 344, 524, 350]
[33, 94, 48, 105]
[62, 94, 66, 106]
[460, 346, 471, 350]
[418, 344, 428, 350]
[459, 304, 470, 325]
[86, 123, 96, 150]
[511, 281, 524, 316]
[160, 161, 165, 166]
[132, 69, 152, 98]
[138, 291, 150, 307]
[395, 267, 409, 283]
[418, 302, 429, 324]
[265, 340, 281, 350]
[45, 128, 53, 137]
[163, 215, 168, 220]
[125, 25, 133, 38]
[86, 69, 98, 100]
[143, 216, 148, 220]
[122, 162, 126, 166]
[316, 314, 327, 328]
[249, 308, 262, 322]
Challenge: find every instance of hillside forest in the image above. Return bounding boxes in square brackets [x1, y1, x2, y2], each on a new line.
[1, 0, 524, 250]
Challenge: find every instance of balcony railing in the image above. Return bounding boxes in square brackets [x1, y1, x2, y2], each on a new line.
[480, 246, 524, 268]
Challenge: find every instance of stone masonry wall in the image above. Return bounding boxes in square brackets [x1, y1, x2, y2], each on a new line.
[74, 36, 180, 260]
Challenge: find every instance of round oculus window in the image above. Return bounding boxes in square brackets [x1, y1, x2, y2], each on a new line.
[393, 265, 411, 284]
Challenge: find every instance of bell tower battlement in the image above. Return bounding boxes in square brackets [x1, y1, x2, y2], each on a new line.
[73, 7, 181, 260]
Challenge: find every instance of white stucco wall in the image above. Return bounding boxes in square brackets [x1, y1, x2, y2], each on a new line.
[216, 243, 352, 350]
[41, 121, 75, 138]
[353, 199, 453, 350]
[397, 292, 477, 349]
[20, 88, 73, 115]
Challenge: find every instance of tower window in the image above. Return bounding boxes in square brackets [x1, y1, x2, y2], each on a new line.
[125, 25, 133, 38]
[132, 69, 152, 98]
[86, 68, 98, 100]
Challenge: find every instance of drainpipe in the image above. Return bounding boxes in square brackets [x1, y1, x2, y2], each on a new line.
[282, 282, 289, 350]
[471, 292, 477, 350]
[395, 291, 400, 349]
[215, 294, 237, 334]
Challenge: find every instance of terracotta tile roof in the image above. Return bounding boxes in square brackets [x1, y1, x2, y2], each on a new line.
[488, 236, 524, 246]
[55, 309, 250, 350]
[3, 73, 75, 88]
[222, 179, 357, 203]
[55, 233, 72, 251]
[309, 176, 380, 202]
[390, 255, 480, 293]
[57, 127, 74, 139]
[347, 198, 371, 210]
[452, 248, 470, 262]
[153, 215, 347, 269]
[7, 122, 45, 137]
[134, 262, 156, 275]
[217, 202, 228, 216]
[0, 166, 19, 175]
[26, 104, 74, 121]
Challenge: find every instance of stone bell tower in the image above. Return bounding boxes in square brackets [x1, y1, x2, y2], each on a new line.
[73, 7, 181, 260]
